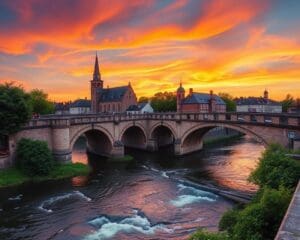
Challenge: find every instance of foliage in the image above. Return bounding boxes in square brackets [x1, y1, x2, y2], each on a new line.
[138, 96, 149, 103]
[218, 92, 236, 112]
[227, 187, 292, 240]
[29, 89, 55, 115]
[219, 209, 239, 234]
[0, 163, 89, 187]
[249, 144, 300, 189]
[189, 229, 229, 240]
[151, 91, 176, 112]
[0, 82, 32, 135]
[281, 94, 294, 112]
[16, 138, 55, 176]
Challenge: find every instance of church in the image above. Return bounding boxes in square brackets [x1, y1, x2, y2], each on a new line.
[90, 54, 137, 113]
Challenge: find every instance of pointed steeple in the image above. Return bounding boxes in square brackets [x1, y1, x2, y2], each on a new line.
[93, 52, 101, 81]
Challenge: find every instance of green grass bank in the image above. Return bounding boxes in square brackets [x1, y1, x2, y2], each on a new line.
[0, 162, 90, 188]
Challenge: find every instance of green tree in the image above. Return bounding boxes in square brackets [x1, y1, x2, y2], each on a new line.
[16, 138, 55, 176]
[138, 96, 149, 103]
[281, 94, 294, 112]
[151, 91, 176, 112]
[0, 82, 32, 135]
[219, 92, 236, 112]
[29, 89, 55, 115]
[249, 144, 300, 189]
[189, 229, 229, 240]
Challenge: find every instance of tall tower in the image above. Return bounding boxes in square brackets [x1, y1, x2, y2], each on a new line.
[176, 82, 185, 112]
[91, 53, 103, 113]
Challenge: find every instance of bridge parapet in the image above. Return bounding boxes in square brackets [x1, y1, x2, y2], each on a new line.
[24, 112, 300, 130]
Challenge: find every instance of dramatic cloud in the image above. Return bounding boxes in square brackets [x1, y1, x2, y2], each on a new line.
[0, 0, 299, 101]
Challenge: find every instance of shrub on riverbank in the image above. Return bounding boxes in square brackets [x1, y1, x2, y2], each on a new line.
[189, 229, 229, 240]
[16, 138, 55, 176]
[249, 144, 300, 189]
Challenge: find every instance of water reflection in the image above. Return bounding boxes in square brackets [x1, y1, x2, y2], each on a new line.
[0, 135, 264, 240]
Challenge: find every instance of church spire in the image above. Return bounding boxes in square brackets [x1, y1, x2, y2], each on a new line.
[93, 52, 101, 81]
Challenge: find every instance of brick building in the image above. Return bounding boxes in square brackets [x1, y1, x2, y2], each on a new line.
[176, 83, 226, 113]
[91, 54, 137, 113]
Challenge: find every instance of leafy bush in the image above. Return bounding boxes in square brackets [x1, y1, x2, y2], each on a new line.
[219, 209, 239, 234]
[16, 138, 55, 176]
[189, 229, 229, 240]
[220, 187, 292, 240]
[249, 144, 300, 189]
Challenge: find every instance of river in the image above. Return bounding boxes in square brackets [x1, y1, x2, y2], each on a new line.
[0, 136, 264, 240]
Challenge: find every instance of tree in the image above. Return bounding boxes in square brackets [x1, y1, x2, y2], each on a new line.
[281, 94, 294, 112]
[249, 144, 300, 189]
[138, 96, 149, 103]
[151, 92, 176, 112]
[29, 89, 55, 115]
[0, 82, 32, 135]
[219, 92, 236, 112]
[16, 138, 55, 176]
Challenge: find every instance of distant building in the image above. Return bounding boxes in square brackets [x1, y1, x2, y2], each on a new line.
[91, 53, 137, 113]
[54, 102, 70, 115]
[236, 90, 282, 113]
[176, 83, 226, 113]
[126, 102, 154, 114]
[69, 99, 91, 114]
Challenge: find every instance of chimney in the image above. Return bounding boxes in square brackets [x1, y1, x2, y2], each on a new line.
[210, 90, 213, 97]
[189, 88, 193, 95]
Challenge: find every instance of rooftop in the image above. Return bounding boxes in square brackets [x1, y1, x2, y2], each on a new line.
[182, 93, 225, 105]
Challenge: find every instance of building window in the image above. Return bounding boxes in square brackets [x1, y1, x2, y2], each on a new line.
[104, 105, 106, 112]
[108, 104, 110, 112]
[118, 104, 121, 112]
[112, 104, 115, 112]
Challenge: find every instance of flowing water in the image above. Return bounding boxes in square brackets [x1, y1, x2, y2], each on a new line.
[0, 136, 264, 240]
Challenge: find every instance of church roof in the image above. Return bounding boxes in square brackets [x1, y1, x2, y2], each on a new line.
[182, 93, 225, 105]
[98, 86, 129, 102]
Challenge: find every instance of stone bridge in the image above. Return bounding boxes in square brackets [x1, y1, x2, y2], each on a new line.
[5, 112, 300, 164]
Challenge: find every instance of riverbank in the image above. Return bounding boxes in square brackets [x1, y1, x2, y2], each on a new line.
[0, 162, 90, 188]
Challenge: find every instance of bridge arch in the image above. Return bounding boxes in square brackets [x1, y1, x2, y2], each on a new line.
[180, 123, 267, 155]
[149, 122, 178, 140]
[70, 126, 114, 157]
[150, 124, 176, 148]
[120, 123, 147, 149]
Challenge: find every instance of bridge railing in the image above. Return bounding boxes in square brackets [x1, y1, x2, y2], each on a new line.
[22, 112, 300, 129]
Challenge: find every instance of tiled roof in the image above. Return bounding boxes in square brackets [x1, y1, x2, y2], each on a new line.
[182, 93, 225, 105]
[70, 99, 91, 108]
[98, 86, 129, 102]
[127, 103, 147, 111]
[236, 97, 280, 106]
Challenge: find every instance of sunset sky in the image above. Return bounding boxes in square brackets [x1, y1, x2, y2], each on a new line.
[0, 0, 300, 101]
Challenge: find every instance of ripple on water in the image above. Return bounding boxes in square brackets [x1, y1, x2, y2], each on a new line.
[170, 183, 218, 207]
[38, 191, 91, 213]
[84, 210, 173, 240]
